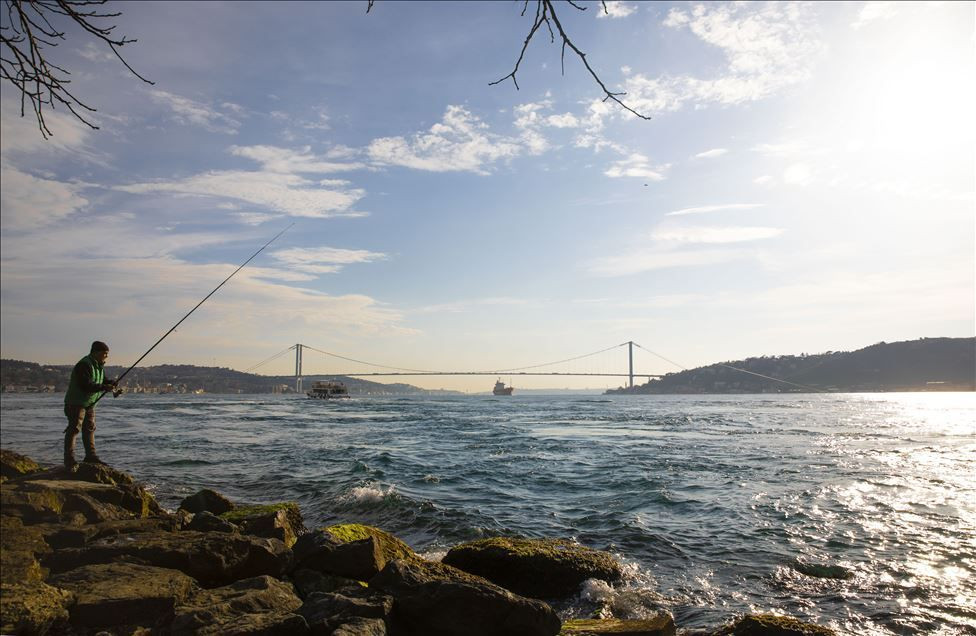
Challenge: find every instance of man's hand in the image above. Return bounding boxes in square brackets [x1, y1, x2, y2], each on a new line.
[100, 379, 117, 391]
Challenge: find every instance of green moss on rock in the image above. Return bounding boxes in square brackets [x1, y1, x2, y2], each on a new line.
[323, 523, 416, 563]
[219, 502, 299, 524]
[561, 616, 676, 635]
[0, 450, 42, 479]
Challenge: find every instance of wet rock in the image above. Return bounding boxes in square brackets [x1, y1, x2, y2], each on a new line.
[187, 510, 239, 534]
[369, 558, 561, 636]
[298, 590, 393, 634]
[291, 568, 364, 599]
[443, 537, 624, 599]
[1, 516, 51, 584]
[292, 529, 385, 581]
[0, 481, 65, 523]
[49, 562, 197, 629]
[71, 461, 136, 486]
[560, 616, 676, 635]
[179, 488, 235, 515]
[0, 449, 43, 480]
[5, 478, 159, 522]
[220, 502, 305, 548]
[171, 575, 307, 635]
[62, 491, 129, 523]
[712, 613, 836, 636]
[45, 530, 291, 586]
[0, 581, 72, 636]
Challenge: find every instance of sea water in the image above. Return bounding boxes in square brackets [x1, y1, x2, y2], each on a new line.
[1, 392, 973, 635]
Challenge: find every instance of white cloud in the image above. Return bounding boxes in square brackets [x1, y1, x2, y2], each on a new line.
[236, 212, 277, 226]
[78, 42, 114, 62]
[851, 2, 899, 29]
[604, 153, 668, 180]
[230, 145, 364, 173]
[150, 90, 242, 134]
[367, 106, 523, 174]
[547, 113, 581, 128]
[598, 3, 822, 120]
[598, 1, 637, 19]
[783, 163, 813, 185]
[754, 175, 774, 185]
[651, 226, 784, 244]
[694, 148, 728, 159]
[271, 246, 388, 274]
[0, 164, 89, 231]
[0, 96, 94, 156]
[513, 102, 553, 155]
[667, 203, 765, 216]
[116, 170, 364, 218]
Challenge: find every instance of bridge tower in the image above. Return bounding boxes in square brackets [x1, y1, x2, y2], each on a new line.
[295, 343, 303, 394]
[628, 340, 634, 388]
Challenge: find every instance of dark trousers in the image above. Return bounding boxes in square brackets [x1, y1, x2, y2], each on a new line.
[64, 404, 96, 435]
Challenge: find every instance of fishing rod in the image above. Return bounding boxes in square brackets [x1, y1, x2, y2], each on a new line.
[93, 224, 294, 405]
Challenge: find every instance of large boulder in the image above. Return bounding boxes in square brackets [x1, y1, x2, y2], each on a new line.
[369, 558, 561, 636]
[179, 488, 235, 515]
[220, 503, 305, 548]
[44, 530, 291, 586]
[187, 510, 239, 534]
[0, 582, 72, 636]
[171, 575, 308, 635]
[3, 478, 160, 523]
[330, 617, 387, 636]
[292, 524, 415, 581]
[38, 516, 178, 550]
[443, 537, 623, 599]
[291, 568, 364, 599]
[560, 616, 676, 635]
[712, 614, 836, 636]
[49, 562, 197, 630]
[0, 449, 43, 480]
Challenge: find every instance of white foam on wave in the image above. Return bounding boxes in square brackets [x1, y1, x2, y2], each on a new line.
[342, 482, 397, 503]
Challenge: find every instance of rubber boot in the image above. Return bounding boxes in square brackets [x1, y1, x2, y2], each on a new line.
[81, 428, 105, 464]
[64, 430, 79, 471]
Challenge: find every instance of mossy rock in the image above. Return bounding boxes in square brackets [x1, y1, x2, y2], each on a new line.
[323, 523, 416, 563]
[561, 616, 676, 635]
[443, 536, 623, 599]
[714, 613, 836, 636]
[0, 449, 43, 479]
[220, 502, 299, 524]
[0, 581, 73, 635]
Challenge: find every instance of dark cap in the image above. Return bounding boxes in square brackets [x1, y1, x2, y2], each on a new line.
[90, 341, 109, 353]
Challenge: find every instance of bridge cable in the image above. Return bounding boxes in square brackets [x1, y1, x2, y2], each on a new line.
[299, 345, 443, 374]
[633, 343, 825, 393]
[483, 342, 628, 373]
[244, 345, 296, 374]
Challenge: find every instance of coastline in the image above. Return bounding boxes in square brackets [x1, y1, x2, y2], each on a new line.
[1, 448, 837, 636]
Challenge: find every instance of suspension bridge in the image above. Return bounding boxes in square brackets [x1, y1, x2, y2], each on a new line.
[245, 341, 682, 393]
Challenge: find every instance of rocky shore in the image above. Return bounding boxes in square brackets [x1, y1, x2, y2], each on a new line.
[1, 449, 836, 636]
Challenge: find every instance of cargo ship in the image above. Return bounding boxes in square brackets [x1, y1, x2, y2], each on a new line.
[306, 380, 350, 399]
[492, 379, 514, 396]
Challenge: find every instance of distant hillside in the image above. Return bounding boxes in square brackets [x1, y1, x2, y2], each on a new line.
[607, 337, 975, 394]
[0, 361, 454, 395]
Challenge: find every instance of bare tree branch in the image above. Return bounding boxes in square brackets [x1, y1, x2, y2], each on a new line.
[1, 0, 153, 139]
[492, 0, 650, 120]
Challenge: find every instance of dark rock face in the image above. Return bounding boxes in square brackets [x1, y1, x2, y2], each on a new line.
[712, 614, 836, 636]
[331, 616, 388, 635]
[443, 537, 624, 599]
[292, 529, 386, 581]
[44, 530, 291, 586]
[187, 510, 239, 534]
[0, 449, 43, 480]
[291, 568, 364, 599]
[171, 575, 307, 635]
[50, 562, 197, 629]
[369, 558, 562, 636]
[179, 488, 235, 515]
[298, 590, 394, 633]
[561, 616, 677, 636]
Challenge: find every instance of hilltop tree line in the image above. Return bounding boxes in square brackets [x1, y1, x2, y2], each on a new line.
[609, 338, 975, 394]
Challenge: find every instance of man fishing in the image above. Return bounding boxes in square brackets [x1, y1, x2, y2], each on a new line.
[63, 341, 118, 469]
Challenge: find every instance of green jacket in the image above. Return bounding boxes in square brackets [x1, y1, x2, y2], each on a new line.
[64, 354, 108, 407]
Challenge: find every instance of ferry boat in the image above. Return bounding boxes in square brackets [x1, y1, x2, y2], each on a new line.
[492, 379, 514, 396]
[306, 380, 350, 399]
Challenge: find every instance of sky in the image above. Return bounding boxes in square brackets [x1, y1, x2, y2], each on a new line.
[1, 1, 973, 391]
